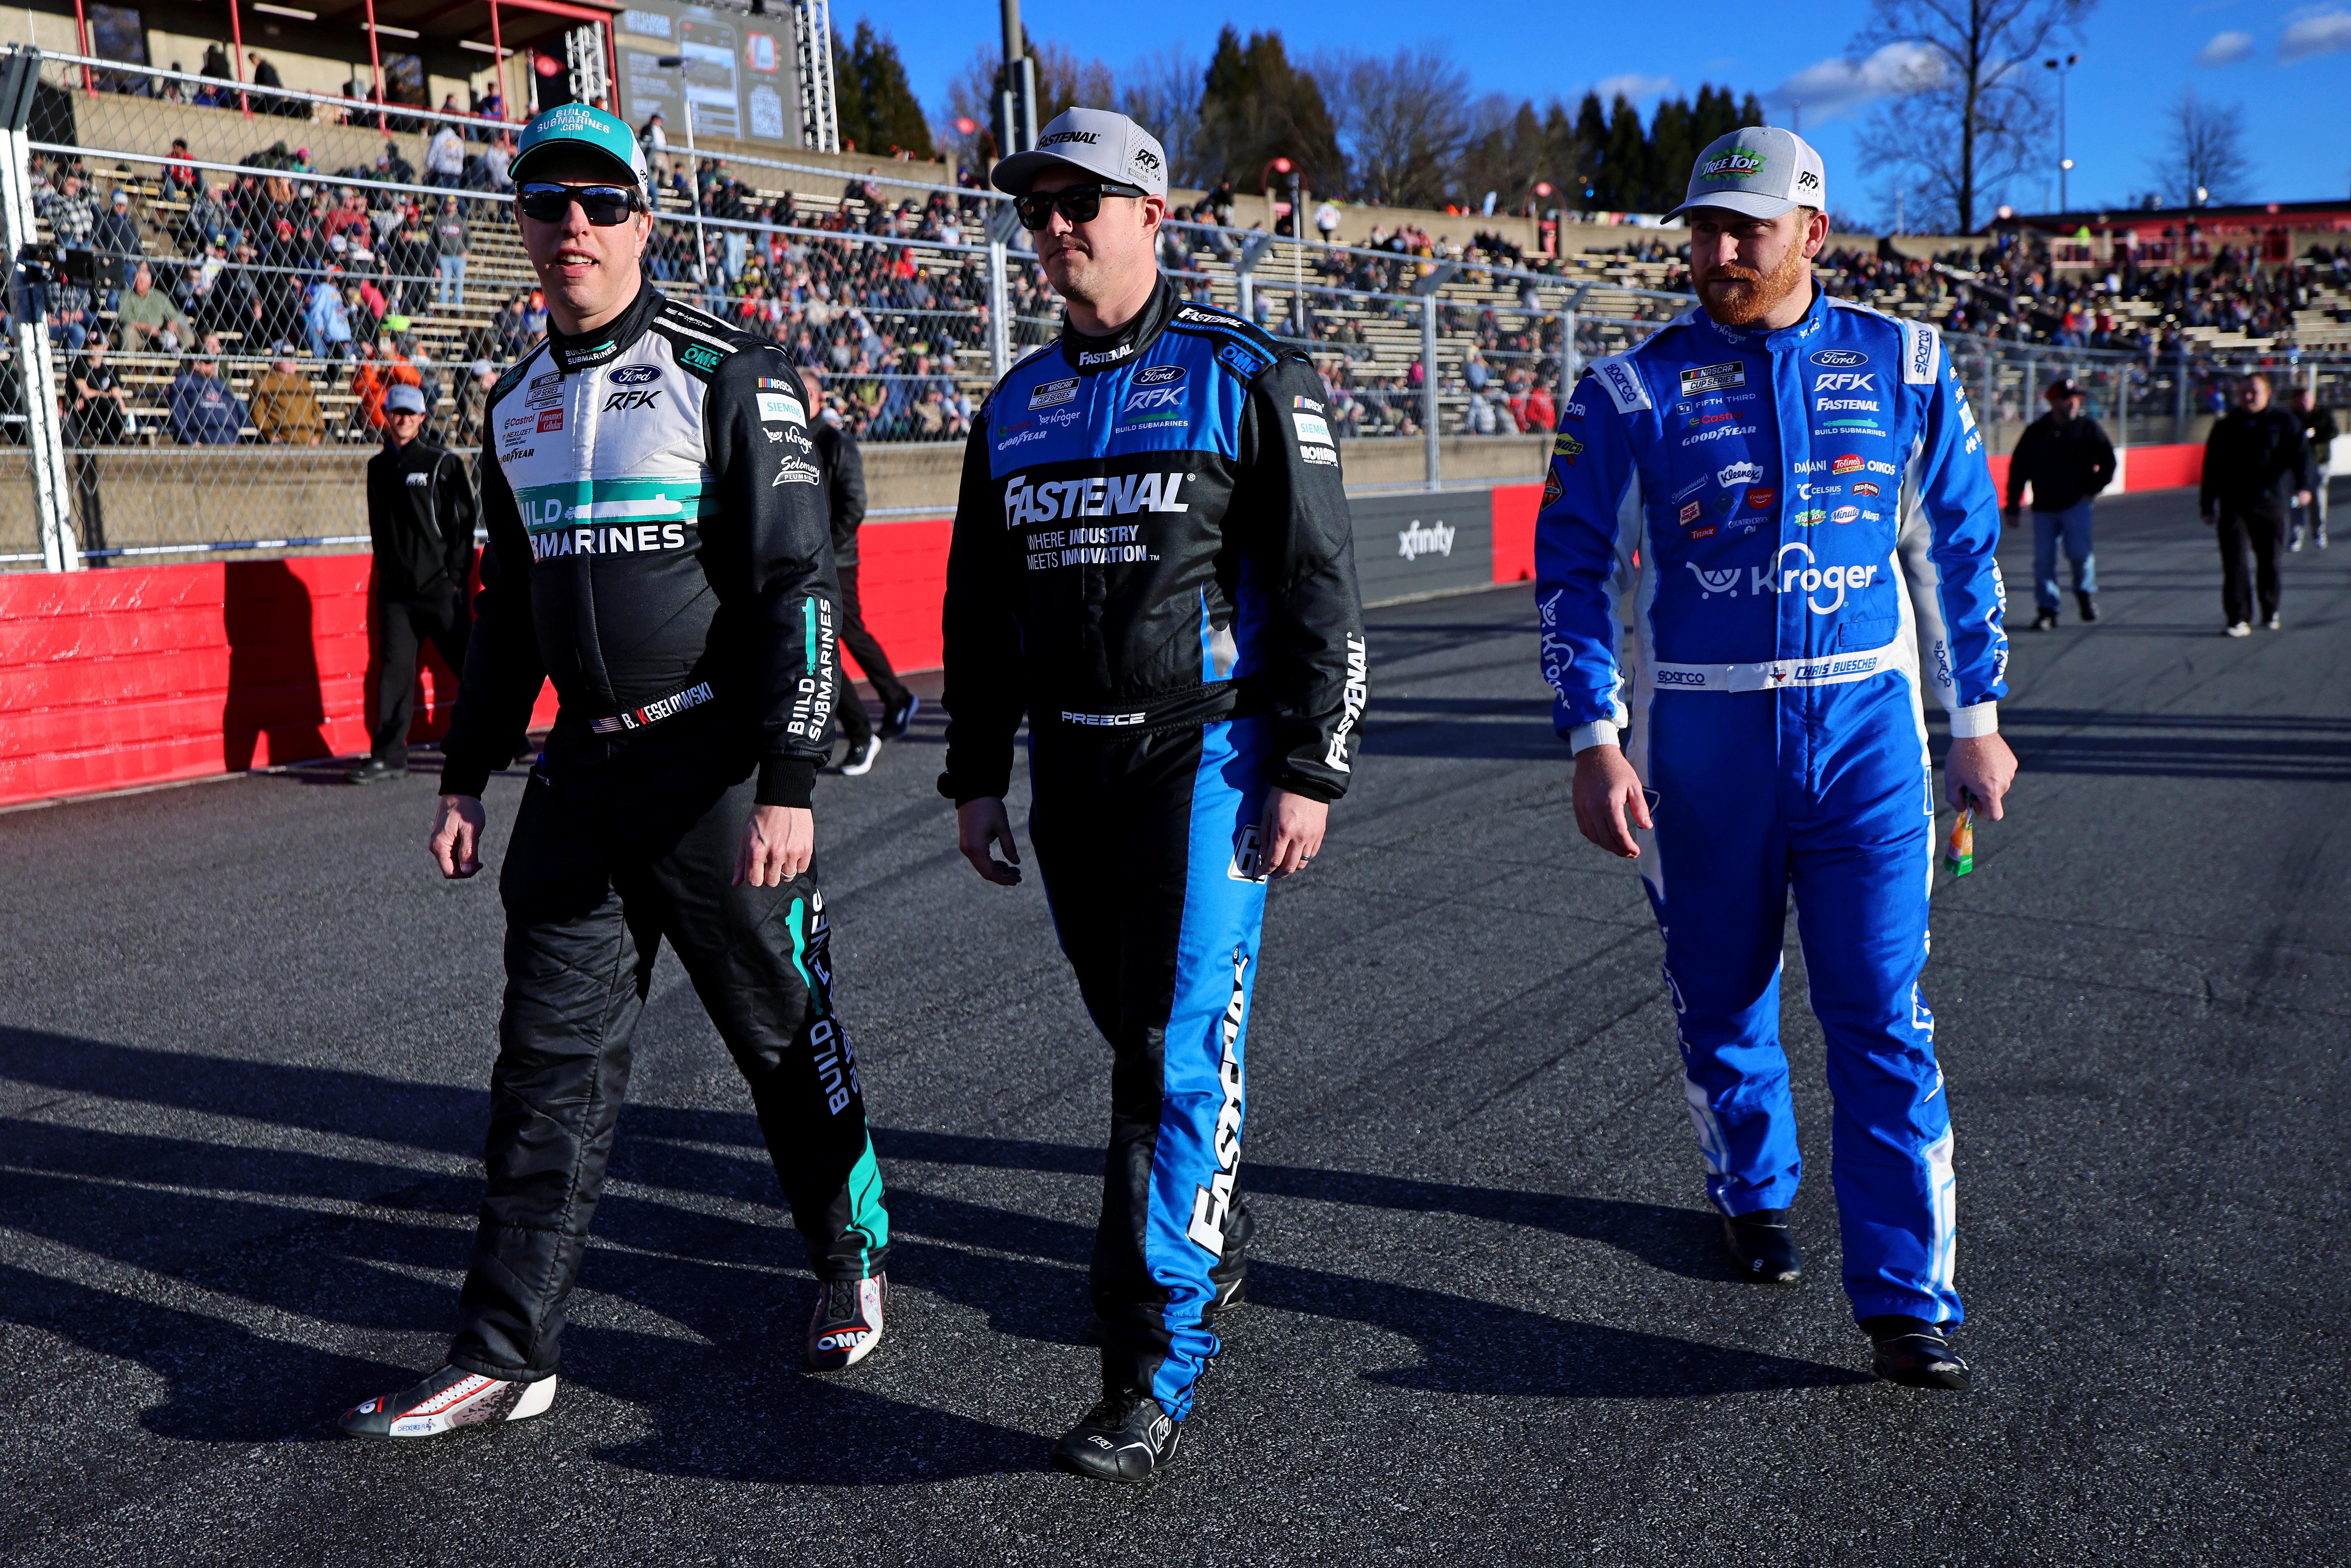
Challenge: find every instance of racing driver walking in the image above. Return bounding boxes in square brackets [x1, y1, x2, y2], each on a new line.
[941, 108, 1365, 1480]
[339, 105, 891, 1439]
[1536, 127, 2017, 1389]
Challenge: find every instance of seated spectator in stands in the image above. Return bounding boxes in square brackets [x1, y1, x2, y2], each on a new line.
[304, 275, 354, 376]
[66, 335, 131, 445]
[39, 172, 95, 248]
[520, 287, 547, 342]
[325, 188, 371, 247]
[179, 181, 232, 254]
[348, 337, 421, 433]
[480, 138, 511, 191]
[251, 345, 326, 444]
[386, 212, 435, 315]
[1520, 376, 1556, 435]
[426, 122, 465, 188]
[93, 190, 143, 298]
[348, 277, 387, 343]
[453, 357, 495, 447]
[492, 292, 528, 357]
[164, 138, 200, 199]
[375, 141, 416, 188]
[167, 336, 247, 445]
[431, 194, 469, 308]
[116, 263, 191, 354]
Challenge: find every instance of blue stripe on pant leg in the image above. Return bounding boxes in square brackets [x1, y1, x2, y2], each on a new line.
[1141, 716, 1269, 1420]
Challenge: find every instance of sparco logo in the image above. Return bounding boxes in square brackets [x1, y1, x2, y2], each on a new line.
[1324, 635, 1367, 772]
[1397, 520, 1455, 560]
[1185, 948, 1250, 1257]
[1655, 668, 1707, 686]
[1003, 470, 1190, 528]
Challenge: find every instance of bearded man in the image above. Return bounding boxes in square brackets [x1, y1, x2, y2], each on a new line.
[1534, 126, 2016, 1389]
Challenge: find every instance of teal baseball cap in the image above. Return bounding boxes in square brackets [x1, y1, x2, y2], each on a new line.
[509, 103, 652, 198]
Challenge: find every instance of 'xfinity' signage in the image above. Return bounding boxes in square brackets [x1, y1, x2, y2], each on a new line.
[1350, 489, 1494, 602]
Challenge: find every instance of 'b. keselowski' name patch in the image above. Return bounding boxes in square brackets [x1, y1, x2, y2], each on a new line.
[1679, 362, 1747, 397]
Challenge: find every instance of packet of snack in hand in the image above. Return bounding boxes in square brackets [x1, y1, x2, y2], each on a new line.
[1943, 792, 1976, 877]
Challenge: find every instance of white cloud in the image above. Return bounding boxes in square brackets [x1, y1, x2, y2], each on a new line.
[1590, 73, 1674, 104]
[1766, 42, 1941, 121]
[2280, 7, 2351, 61]
[2196, 30, 2256, 64]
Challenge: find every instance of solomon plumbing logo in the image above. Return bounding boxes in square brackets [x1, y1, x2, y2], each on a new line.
[1398, 518, 1455, 560]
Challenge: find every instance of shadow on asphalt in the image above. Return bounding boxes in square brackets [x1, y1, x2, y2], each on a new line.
[1999, 706, 2351, 781]
[0, 1029, 1861, 1468]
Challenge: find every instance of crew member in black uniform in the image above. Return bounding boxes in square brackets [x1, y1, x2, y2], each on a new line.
[802, 365, 916, 775]
[338, 105, 892, 1440]
[349, 381, 475, 784]
[2288, 384, 2335, 552]
[2003, 375, 2116, 631]
[2201, 372, 2315, 635]
[941, 108, 1365, 1482]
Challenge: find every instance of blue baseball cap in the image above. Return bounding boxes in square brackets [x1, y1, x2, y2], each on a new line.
[510, 103, 652, 199]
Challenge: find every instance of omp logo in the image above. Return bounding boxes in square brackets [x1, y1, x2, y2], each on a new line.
[1718, 461, 1763, 486]
[1815, 372, 1875, 391]
[1120, 382, 1186, 414]
[1398, 520, 1455, 560]
[677, 343, 723, 372]
[1003, 470, 1190, 528]
[1185, 949, 1250, 1257]
[609, 365, 660, 384]
[1325, 634, 1367, 772]
[1811, 349, 1867, 368]
[1655, 668, 1707, 686]
[1133, 363, 1185, 387]
[1686, 563, 1741, 598]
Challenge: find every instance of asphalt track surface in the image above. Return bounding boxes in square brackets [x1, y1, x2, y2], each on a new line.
[3, 485, 2347, 1566]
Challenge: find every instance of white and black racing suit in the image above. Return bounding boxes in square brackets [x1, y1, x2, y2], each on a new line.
[435, 283, 888, 1383]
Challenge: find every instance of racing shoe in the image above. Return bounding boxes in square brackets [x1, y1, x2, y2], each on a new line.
[838, 735, 880, 776]
[878, 692, 920, 741]
[1209, 1264, 1246, 1315]
[2075, 591, 2098, 623]
[2029, 607, 2059, 632]
[1861, 1316, 1972, 1391]
[1720, 1208, 1803, 1285]
[806, 1274, 887, 1371]
[339, 1364, 557, 1439]
[1049, 1386, 1182, 1482]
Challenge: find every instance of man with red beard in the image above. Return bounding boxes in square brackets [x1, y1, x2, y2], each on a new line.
[1535, 127, 2015, 1389]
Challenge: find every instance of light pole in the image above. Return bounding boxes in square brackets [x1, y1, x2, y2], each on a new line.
[655, 54, 708, 287]
[2043, 53, 2078, 213]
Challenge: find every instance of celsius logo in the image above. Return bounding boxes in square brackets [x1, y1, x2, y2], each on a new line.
[1686, 562, 1741, 598]
[1185, 947, 1250, 1257]
[1398, 520, 1455, 560]
[1324, 635, 1367, 772]
[1132, 363, 1185, 387]
[608, 365, 660, 385]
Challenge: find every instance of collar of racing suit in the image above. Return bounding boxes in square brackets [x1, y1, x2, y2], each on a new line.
[1700, 279, 1831, 353]
[545, 280, 664, 375]
[1057, 275, 1177, 373]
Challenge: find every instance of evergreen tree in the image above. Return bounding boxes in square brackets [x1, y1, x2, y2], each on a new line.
[1198, 27, 1344, 195]
[830, 20, 932, 156]
[1571, 91, 1609, 206]
[1601, 94, 1647, 212]
[1646, 95, 1695, 212]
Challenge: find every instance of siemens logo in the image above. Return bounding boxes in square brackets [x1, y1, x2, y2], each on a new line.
[1004, 470, 1190, 528]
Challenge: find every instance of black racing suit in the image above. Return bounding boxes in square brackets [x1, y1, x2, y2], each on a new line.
[2201, 404, 2315, 626]
[364, 435, 475, 766]
[939, 279, 1365, 1418]
[436, 284, 889, 1382]
[814, 417, 910, 750]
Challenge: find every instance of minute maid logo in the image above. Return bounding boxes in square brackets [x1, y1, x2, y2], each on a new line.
[1700, 148, 1767, 182]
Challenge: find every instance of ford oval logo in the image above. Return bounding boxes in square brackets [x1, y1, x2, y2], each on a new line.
[609, 365, 661, 384]
[1810, 349, 1867, 368]
[1132, 364, 1185, 386]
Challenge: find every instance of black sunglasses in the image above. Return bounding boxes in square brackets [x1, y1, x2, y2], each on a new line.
[1015, 181, 1147, 231]
[516, 182, 645, 226]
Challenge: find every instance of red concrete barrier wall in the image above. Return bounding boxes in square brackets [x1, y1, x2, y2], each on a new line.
[844, 518, 950, 681]
[1491, 483, 1541, 583]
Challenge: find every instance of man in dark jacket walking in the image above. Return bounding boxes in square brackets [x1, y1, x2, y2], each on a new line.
[2005, 376, 2117, 629]
[802, 367, 915, 775]
[348, 382, 474, 782]
[2287, 385, 2335, 552]
[2200, 373, 2314, 636]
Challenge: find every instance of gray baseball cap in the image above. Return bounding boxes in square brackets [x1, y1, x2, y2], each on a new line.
[1669, 126, 1826, 221]
[384, 383, 427, 414]
[990, 107, 1168, 198]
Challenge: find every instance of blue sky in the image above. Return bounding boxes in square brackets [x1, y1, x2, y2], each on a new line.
[853, 0, 2351, 222]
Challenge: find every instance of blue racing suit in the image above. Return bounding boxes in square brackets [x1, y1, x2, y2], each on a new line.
[1535, 285, 2008, 1325]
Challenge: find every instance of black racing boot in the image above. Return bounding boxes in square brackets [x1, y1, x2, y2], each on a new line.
[344, 756, 407, 785]
[1050, 1386, 1182, 1482]
[1720, 1208, 1803, 1285]
[338, 1364, 558, 1438]
[806, 1274, 887, 1371]
[1861, 1315, 1972, 1391]
[1209, 1266, 1246, 1314]
[2075, 591, 2098, 623]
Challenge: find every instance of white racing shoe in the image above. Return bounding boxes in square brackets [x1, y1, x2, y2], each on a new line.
[806, 1274, 887, 1371]
[338, 1364, 558, 1439]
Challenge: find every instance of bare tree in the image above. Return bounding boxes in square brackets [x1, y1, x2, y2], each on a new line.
[938, 35, 1115, 169]
[1118, 47, 1209, 189]
[1318, 43, 1470, 208]
[2150, 89, 2254, 207]
[1849, 0, 2093, 232]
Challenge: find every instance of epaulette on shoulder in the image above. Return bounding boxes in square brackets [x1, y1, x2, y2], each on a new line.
[651, 304, 744, 377]
[489, 345, 544, 402]
[1165, 300, 1285, 382]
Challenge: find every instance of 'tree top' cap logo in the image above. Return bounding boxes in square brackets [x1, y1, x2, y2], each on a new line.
[1700, 149, 1767, 182]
